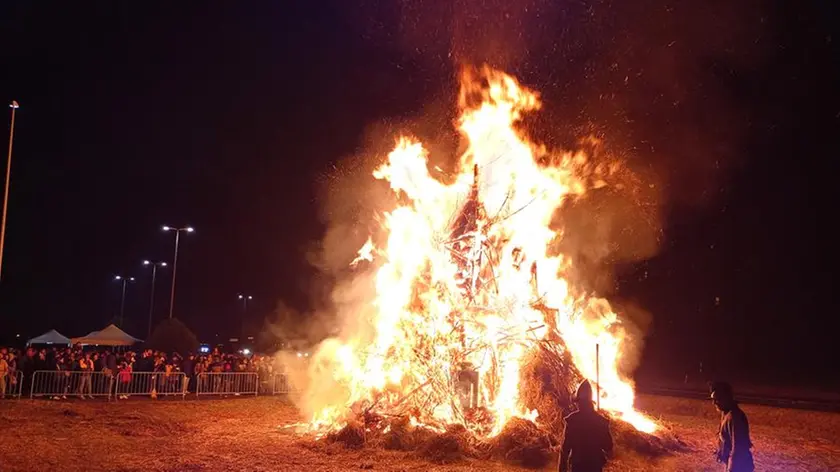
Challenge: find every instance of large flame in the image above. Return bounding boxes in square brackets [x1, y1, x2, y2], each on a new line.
[305, 66, 656, 436]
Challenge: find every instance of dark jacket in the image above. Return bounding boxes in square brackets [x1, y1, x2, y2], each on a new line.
[106, 354, 118, 372]
[559, 407, 613, 472]
[717, 405, 755, 472]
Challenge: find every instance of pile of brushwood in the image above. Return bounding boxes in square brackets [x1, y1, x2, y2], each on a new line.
[318, 341, 686, 468]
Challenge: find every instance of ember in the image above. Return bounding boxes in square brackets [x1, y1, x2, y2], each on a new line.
[300, 65, 658, 444]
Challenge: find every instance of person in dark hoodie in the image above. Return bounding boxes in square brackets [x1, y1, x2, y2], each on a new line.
[559, 380, 613, 472]
[181, 354, 195, 393]
[711, 381, 755, 472]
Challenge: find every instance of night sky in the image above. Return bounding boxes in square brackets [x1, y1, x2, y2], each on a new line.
[0, 2, 837, 387]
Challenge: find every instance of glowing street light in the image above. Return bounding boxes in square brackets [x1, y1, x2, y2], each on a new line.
[142, 260, 167, 338]
[114, 275, 136, 327]
[162, 225, 194, 319]
[0, 101, 20, 282]
[237, 293, 253, 312]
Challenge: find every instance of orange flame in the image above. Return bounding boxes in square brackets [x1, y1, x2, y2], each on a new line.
[304, 66, 656, 436]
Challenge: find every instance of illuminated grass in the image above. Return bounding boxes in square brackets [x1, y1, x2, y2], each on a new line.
[0, 395, 837, 471]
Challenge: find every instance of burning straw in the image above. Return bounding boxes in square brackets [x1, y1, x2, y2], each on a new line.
[315, 341, 684, 468]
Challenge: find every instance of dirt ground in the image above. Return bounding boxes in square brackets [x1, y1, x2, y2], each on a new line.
[1, 395, 838, 472]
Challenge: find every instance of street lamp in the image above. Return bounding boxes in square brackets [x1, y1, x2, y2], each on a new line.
[0, 100, 20, 282]
[142, 260, 167, 338]
[162, 225, 194, 319]
[114, 275, 136, 327]
[237, 293, 253, 313]
[237, 293, 253, 342]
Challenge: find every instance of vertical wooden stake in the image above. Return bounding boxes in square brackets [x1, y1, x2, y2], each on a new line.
[596, 343, 601, 411]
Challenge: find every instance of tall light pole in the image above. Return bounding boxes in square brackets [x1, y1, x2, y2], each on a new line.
[237, 293, 253, 340]
[0, 100, 20, 281]
[114, 275, 135, 327]
[142, 260, 167, 338]
[162, 225, 194, 319]
[237, 293, 253, 313]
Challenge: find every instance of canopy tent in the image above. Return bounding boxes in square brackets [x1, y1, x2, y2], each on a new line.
[26, 329, 72, 346]
[71, 324, 143, 346]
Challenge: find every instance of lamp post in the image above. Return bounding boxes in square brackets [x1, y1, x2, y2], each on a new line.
[0, 100, 20, 281]
[237, 293, 253, 341]
[142, 260, 167, 338]
[237, 293, 253, 313]
[114, 275, 135, 327]
[162, 226, 194, 319]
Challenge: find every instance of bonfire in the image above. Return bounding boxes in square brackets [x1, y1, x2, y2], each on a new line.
[295, 66, 675, 466]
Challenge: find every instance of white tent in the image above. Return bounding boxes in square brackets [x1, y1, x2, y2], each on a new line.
[71, 324, 143, 346]
[26, 329, 72, 346]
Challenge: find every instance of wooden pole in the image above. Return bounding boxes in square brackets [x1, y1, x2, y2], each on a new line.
[596, 343, 600, 411]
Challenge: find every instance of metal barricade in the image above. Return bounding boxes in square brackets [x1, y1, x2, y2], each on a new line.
[30, 370, 114, 399]
[270, 373, 297, 395]
[115, 371, 187, 399]
[196, 372, 258, 397]
[0, 371, 23, 399]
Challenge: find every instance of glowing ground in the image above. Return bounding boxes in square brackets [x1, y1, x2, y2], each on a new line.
[0, 395, 838, 471]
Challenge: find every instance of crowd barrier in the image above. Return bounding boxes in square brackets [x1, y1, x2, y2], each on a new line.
[30, 370, 114, 399]
[1, 371, 23, 399]
[270, 373, 297, 395]
[22, 371, 297, 401]
[115, 371, 187, 399]
[196, 372, 258, 396]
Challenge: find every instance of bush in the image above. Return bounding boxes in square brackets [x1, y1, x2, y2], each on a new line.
[145, 318, 199, 354]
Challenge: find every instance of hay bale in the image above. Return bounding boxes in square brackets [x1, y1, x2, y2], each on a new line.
[326, 421, 366, 449]
[519, 343, 582, 440]
[416, 426, 473, 464]
[611, 419, 689, 457]
[380, 417, 424, 451]
[488, 417, 554, 468]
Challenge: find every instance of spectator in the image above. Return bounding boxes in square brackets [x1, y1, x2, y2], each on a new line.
[76, 352, 94, 399]
[0, 344, 282, 399]
[0, 353, 8, 398]
[118, 362, 132, 399]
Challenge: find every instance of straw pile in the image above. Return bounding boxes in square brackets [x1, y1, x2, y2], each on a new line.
[323, 340, 682, 468]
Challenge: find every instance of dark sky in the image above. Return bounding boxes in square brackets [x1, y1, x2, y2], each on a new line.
[0, 2, 837, 386]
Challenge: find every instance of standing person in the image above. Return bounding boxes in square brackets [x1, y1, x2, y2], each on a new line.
[54, 356, 69, 400]
[0, 353, 8, 398]
[18, 348, 36, 395]
[76, 353, 94, 399]
[117, 361, 132, 399]
[105, 350, 118, 373]
[181, 354, 195, 393]
[559, 380, 613, 472]
[711, 382, 755, 472]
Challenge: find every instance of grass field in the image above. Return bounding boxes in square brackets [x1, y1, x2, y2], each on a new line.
[1, 395, 838, 471]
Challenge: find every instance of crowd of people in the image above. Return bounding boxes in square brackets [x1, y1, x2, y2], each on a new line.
[0, 345, 285, 399]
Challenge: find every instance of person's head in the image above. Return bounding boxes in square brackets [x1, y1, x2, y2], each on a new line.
[710, 381, 735, 412]
[574, 380, 595, 410]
